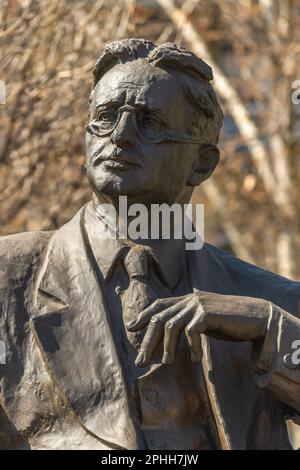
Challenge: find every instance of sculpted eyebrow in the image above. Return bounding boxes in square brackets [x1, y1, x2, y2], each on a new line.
[95, 98, 122, 109]
[134, 103, 165, 116]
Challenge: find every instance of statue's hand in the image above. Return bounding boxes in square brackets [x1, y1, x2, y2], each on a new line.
[126, 291, 272, 367]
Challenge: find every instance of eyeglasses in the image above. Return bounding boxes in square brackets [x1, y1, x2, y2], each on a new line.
[85, 104, 208, 145]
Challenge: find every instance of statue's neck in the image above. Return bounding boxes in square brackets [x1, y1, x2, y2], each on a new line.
[92, 192, 187, 286]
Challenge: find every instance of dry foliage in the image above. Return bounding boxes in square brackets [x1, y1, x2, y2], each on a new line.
[1, 0, 300, 447]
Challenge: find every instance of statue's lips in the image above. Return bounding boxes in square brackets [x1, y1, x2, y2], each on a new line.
[98, 154, 141, 170]
[102, 159, 138, 170]
[93, 148, 142, 170]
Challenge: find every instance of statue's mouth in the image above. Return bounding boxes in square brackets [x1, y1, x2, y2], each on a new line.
[94, 148, 142, 169]
[102, 159, 137, 170]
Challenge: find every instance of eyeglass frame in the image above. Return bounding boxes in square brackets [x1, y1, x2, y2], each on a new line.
[85, 104, 213, 146]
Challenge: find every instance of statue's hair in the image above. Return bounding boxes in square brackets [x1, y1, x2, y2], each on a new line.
[92, 38, 223, 144]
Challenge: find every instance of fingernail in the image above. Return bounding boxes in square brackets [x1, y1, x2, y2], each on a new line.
[162, 352, 173, 365]
[127, 319, 137, 331]
[135, 351, 145, 367]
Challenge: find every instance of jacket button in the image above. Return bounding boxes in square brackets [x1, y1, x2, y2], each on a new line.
[144, 389, 158, 404]
[115, 285, 124, 295]
[151, 438, 167, 450]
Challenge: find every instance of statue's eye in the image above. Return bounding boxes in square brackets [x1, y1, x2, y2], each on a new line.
[94, 109, 118, 130]
[141, 116, 156, 126]
[140, 115, 162, 131]
[98, 109, 117, 123]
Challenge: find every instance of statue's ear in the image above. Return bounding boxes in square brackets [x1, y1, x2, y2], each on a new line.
[187, 145, 219, 187]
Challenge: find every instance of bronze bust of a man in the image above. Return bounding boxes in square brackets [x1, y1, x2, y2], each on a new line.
[0, 38, 300, 450]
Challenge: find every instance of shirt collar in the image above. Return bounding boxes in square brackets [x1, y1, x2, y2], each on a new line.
[83, 200, 181, 288]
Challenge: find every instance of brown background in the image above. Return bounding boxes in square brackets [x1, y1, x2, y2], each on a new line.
[0, 0, 300, 447]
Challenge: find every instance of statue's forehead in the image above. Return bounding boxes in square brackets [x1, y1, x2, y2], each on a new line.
[93, 61, 183, 108]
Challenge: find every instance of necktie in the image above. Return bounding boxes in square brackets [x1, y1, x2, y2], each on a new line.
[121, 246, 157, 349]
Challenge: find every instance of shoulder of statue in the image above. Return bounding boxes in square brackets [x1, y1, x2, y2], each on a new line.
[205, 242, 300, 316]
[0, 230, 54, 297]
[0, 230, 53, 262]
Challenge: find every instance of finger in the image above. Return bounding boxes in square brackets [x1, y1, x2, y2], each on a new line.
[127, 296, 184, 332]
[135, 314, 164, 367]
[185, 308, 207, 363]
[162, 306, 194, 365]
[135, 301, 187, 367]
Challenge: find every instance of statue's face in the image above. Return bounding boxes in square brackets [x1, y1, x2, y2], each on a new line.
[86, 60, 202, 205]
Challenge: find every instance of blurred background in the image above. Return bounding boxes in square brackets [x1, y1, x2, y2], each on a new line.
[0, 0, 300, 447]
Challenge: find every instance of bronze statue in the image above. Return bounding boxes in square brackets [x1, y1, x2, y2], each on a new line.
[0, 39, 299, 450]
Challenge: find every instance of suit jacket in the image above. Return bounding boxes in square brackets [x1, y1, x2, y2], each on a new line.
[0, 202, 300, 450]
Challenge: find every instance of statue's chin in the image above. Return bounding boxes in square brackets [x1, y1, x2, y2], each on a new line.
[88, 170, 138, 201]
[88, 168, 180, 206]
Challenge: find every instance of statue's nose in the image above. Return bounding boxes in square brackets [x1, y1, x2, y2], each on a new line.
[111, 111, 136, 148]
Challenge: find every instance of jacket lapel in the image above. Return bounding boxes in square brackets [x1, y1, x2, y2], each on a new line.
[187, 246, 258, 449]
[28, 206, 138, 450]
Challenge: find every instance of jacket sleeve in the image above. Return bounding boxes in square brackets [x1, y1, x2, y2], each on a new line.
[207, 244, 300, 417]
[254, 305, 300, 414]
[0, 231, 50, 449]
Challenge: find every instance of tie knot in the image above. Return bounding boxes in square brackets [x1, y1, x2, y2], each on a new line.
[124, 247, 149, 279]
